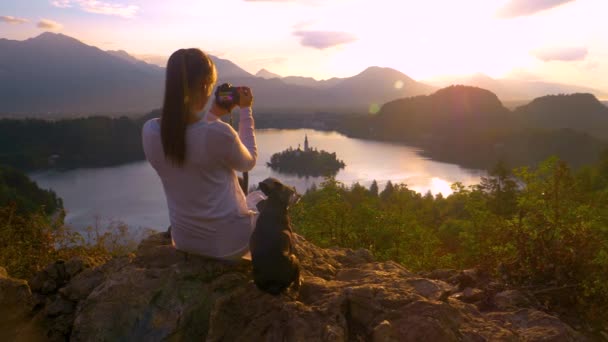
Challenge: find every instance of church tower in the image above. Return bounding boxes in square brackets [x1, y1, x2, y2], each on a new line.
[304, 134, 309, 151]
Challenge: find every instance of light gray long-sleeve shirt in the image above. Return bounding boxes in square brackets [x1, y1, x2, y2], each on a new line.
[142, 107, 257, 259]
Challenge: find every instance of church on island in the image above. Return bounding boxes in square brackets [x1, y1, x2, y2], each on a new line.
[267, 134, 346, 177]
[296, 134, 312, 155]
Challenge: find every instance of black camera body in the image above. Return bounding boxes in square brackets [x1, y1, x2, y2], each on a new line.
[215, 83, 240, 110]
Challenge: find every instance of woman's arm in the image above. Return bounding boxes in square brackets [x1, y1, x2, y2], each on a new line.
[226, 106, 257, 172]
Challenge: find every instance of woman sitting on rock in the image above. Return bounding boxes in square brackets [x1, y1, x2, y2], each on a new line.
[142, 48, 261, 260]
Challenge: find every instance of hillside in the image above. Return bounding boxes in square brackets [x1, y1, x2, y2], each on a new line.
[513, 93, 608, 140]
[1, 233, 583, 341]
[340, 86, 607, 168]
[0, 165, 62, 215]
[374, 85, 511, 141]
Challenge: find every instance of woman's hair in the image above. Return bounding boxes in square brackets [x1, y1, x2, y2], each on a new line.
[161, 48, 217, 166]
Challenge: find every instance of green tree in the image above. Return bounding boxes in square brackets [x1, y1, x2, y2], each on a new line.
[369, 180, 379, 197]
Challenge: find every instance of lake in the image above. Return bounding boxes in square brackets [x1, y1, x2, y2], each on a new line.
[31, 129, 484, 231]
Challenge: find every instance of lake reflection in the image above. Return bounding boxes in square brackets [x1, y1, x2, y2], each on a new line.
[31, 129, 483, 230]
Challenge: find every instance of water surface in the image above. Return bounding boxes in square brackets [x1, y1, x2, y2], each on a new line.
[31, 129, 483, 230]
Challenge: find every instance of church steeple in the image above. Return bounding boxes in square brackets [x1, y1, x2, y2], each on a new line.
[304, 134, 309, 151]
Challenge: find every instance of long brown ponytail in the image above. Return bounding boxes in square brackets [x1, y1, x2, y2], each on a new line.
[161, 48, 216, 166]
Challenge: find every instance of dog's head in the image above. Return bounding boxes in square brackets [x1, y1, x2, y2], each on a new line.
[259, 177, 300, 208]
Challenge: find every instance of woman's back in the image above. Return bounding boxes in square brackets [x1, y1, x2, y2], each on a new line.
[142, 110, 256, 258]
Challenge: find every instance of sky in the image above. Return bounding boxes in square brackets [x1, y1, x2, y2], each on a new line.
[1, 0, 607, 92]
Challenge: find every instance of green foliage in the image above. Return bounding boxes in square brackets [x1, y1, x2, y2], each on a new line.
[0, 165, 62, 215]
[0, 116, 145, 170]
[292, 178, 453, 271]
[0, 166, 144, 279]
[0, 205, 146, 279]
[0, 204, 146, 279]
[293, 155, 608, 325]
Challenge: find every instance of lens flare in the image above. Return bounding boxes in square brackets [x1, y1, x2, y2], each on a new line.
[394, 80, 404, 89]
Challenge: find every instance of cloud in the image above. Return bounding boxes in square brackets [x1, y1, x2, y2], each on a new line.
[532, 47, 588, 62]
[293, 30, 357, 49]
[51, 0, 139, 18]
[0, 15, 29, 24]
[37, 19, 63, 30]
[497, 0, 575, 18]
[51, 0, 72, 8]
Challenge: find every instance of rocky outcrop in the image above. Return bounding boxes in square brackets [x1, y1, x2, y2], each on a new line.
[1, 234, 587, 341]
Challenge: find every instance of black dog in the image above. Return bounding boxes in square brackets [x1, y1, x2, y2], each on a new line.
[250, 177, 301, 295]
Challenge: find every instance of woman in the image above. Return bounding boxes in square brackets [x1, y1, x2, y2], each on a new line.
[142, 48, 260, 260]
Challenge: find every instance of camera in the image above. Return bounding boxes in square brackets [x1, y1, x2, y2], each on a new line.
[215, 83, 241, 110]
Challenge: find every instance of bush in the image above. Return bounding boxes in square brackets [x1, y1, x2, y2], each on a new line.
[0, 204, 147, 279]
[292, 156, 608, 326]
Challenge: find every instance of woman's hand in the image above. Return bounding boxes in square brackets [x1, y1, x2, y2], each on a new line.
[238, 87, 254, 108]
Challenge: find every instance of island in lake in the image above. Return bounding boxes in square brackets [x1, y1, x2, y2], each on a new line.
[267, 135, 346, 177]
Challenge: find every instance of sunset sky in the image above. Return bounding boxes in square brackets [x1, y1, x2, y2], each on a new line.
[1, 0, 607, 92]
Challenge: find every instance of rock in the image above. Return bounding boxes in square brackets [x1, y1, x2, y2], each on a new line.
[406, 278, 453, 301]
[2, 233, 585, 341]
[486, 309, 582, 341]
[372, 320, 394, 342]
[0, 270, 36, 341]
[0, 266, 7, 278]
[424, 268, 459, 281]
[494, 289, 531, 310]
[453, 287, 485, 303]
[45, 297, 75, 317]
[64, 257, 91, 278]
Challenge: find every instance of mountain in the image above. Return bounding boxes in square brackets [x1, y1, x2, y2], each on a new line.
[327, 67, 435, 107]
[513, 93, 608, 140]
[0, 33, 165, 114]
[255, 68, 281, 79]
[427, 73, 606, 102]
[0, 33, 435, 114]
[347, 86, 607, 168]
[373, 85, 511, 142]
[234, 66, 436, 112]
[211, 55, 252, 79]
[106, 50, 163, 72]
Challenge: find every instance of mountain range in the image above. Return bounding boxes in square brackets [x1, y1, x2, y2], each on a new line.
[1, 32, 605, 115]
[0, 33, 433, 114]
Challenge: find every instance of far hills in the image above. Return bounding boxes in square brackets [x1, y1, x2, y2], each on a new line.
[1, 85, 606, 171]
[0, 33, 433, 115]
[341, 86, 608, 168]
[427, 73, 607, 103]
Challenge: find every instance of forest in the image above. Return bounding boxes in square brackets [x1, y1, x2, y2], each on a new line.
[291, 154, 608, 326]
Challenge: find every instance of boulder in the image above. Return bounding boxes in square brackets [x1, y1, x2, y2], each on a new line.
[0, 267, 40, 341]
[0, 234, 585, 341]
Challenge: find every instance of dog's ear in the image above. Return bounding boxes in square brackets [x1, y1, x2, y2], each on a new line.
[259, 180, 273, 196]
